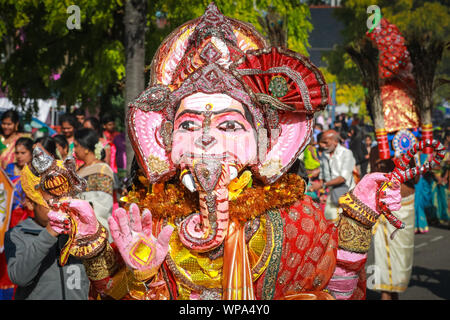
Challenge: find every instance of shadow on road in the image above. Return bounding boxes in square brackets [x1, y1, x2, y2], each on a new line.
[431, 223, 450, 231]
[408, 266, 450, 300]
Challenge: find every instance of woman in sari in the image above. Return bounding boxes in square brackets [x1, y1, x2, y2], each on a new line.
[0, 110, 25, 169]
[4, 137, 34, 213]
[414, 153, 434, 233]
[73, 128, 114, 242]
[53, 134, 69, 160]
[0, 137, 34, 299]
[83, 117, 116, 171]
[84, 117, 120, 211]
[434, 135, 449, 227]
[59, 113, 80, 156]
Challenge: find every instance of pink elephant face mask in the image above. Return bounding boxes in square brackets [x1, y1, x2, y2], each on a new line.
[171, 93, 259, 251]
[171, 92, 257, 173]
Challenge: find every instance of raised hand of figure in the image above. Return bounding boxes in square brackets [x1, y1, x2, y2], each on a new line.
[47, 199, 99, 238]
[352, 172, 402, 216]
[108, 203, 174, 272]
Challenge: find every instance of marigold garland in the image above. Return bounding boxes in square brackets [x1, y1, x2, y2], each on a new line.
[123, 173, 306, 222]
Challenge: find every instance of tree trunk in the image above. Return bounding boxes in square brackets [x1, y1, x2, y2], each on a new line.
[406, 32, 444, 125]
[419, 98, 432, 125]
[257, 7, 287, 48]
[124, 0, 147, 173]
[346, 38, 383, 129]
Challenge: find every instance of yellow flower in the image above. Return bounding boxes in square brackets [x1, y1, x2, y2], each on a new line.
[228, 170, 252, 200]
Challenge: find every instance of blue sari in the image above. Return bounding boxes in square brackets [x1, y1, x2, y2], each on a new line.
[414, 154, 434, 233]
[434, 156, 449, 224]
[0, 163, 24, 299]
[5, 163, 25, 211]
[434, 183, 449, 223]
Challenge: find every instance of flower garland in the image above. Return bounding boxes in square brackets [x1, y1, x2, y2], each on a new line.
[122, 173, 306, 222]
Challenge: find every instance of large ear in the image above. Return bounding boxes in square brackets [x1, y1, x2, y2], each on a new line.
[127, 87, 177, 184]
[252, 113, 313, 184]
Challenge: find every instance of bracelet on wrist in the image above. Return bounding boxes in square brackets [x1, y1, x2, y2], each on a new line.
[70, 224, 109, 259]
[82, 242, 118, 281]
[338, 191, 378, 228]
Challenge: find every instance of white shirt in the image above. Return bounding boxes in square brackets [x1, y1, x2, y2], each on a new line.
[319, 143, 356, 189]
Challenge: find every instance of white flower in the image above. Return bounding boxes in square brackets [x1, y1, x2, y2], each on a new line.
[94, 142, 104, 160]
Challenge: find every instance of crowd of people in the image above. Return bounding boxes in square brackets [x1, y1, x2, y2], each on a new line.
[0, 106, 448, 300]
[294, 113, 450, 300]
[0, 108, 126, 299]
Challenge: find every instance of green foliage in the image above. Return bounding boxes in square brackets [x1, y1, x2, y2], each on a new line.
[0, 0, 125, 114]
[332, 0, 380, 44]
[321, 67, 367, 116]
[146, 0, 313, 59]
[322, 46, 362, 86]
[384, 0, 450, 41]
[321, 0, 381, 88]
[110, 93, 126, 132]
[328, 0, 449, 45]
[435, 48, 450, 102]
[384, 0, 450, 104]
[322, 0, 450, 106]
[0, 1, 313, 119]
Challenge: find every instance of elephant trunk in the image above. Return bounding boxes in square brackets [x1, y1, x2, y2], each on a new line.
[178, 161, 231, 252]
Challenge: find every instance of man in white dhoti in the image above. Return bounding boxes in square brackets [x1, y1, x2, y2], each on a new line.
[369, 146, 417, 300]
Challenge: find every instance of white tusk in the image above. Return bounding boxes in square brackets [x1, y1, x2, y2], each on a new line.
[182, 173, 197, 192]
[229, 165, 238, 181]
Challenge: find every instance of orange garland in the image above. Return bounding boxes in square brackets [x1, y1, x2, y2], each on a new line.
[124, 173, 306, 223]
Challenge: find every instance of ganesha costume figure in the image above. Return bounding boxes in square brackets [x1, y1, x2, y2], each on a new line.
[46, 4, 407, 300]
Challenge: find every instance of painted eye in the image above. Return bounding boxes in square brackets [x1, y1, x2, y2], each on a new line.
[217, 120, 245, 132]
[179, 120, 200, 131]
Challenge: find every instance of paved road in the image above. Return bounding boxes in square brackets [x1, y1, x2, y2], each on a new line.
[366, 224, 450, 300]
